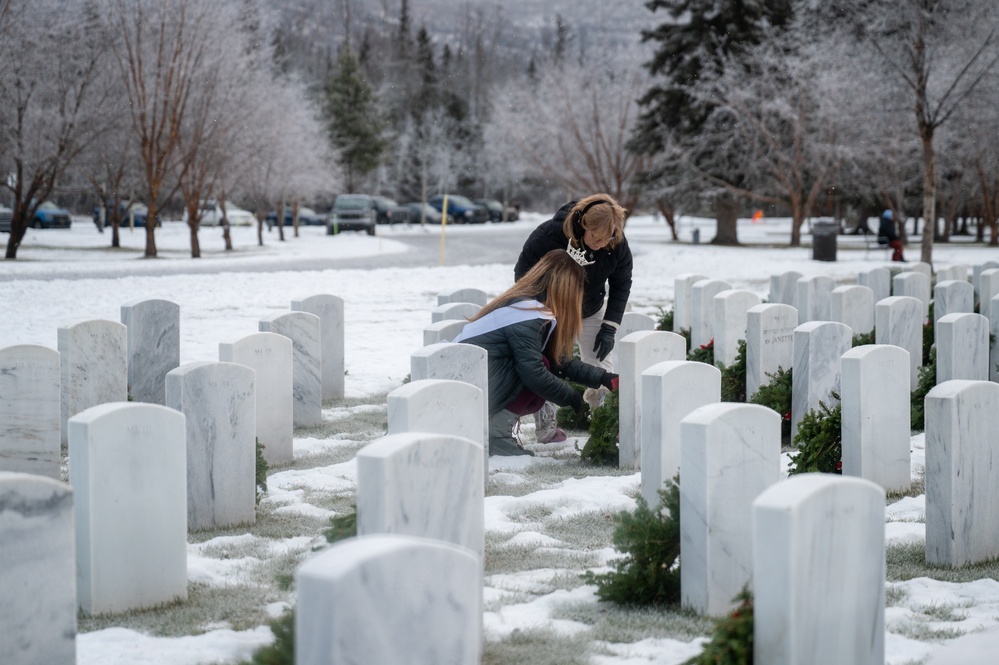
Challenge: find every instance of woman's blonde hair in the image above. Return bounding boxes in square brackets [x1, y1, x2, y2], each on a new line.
[562, 194, 627, 250]
[471, 249, 584, 361]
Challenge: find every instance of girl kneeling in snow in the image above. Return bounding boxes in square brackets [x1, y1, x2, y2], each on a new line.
[453, 249, 618, 456]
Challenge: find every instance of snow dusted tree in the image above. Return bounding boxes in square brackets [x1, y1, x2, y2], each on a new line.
[323, 48, 386, 193]
[630, 0, 794, 243]
[494, 55, 650, 216]
[0, 0, 108, 259]
[819, 0, 999, 264]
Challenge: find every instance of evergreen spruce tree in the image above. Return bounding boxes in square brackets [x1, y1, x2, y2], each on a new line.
[324, 48, 386, 192]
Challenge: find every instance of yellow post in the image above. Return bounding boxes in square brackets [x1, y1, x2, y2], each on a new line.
[439, 195, 449, 266]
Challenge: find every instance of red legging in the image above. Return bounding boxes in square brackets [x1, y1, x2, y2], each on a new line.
[889, 239, 905, 262]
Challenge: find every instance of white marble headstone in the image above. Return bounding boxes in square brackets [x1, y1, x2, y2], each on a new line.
[791, 321, 852, 442]
[935, 265, 968, 283]
[712, 289, 761, 368]
[857, 266, 891, 304]
[830, 284, 874, 336]
[640, 361, 720, 509]
[0, 345, 61, 478]
[745, 304, 797, 401]
[936, 313, 989, 383]
[357, 432, 484, 556]
[673, 273, 708, 333]
[909, 261, 932, 279]
[841, 345, 911, 493]
[411, 342, 489, 475]
[875, 296, 924, 390]
[925, 380, 999, 567]
[296, 534, 482, 665]
[166, 361, 256, 531]
[121, 298, 180, 405]
[769, 270, 803, 308]
[991, 294, 999, 382]
[691, 279, 732, 347]
[978, 268, 999, 314]
[973, 260, 999, 300]
[68, 402, 187, 615]
[680, 403, 780, 616]
[424, 319, 468, 346]
[219, 332, 293, 466]
[893, 271, 931, 322]
[437, 287, 489, 307]
[0, 472, 76, 664]
[613, 311, 657, 367]
[430, 301, 481, 324]
[292, 294, 345, 401]
[387, 379, 484, 448]
[795, 275, 836, 323]
[58, 319, 127, 446]
[933, 279, 974, 342]
[753, 474, 885, 665]
[260, 311, 322, 429]
[618, 331, 686, 470]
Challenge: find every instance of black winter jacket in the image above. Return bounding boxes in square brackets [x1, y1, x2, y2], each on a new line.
[456, 303, 611, 416]
[513, 201, 633, 324]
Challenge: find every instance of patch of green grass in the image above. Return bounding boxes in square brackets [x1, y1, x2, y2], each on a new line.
[885, 584, 909, 606]
[886, 473, 925, 503]
[890, 623, 965, 641]
[914, 602, 969, 622]
[553, 601, 714, 643]
[887, 542, 999, 583]
[543, 512, 619, 551]
[482, 628, 592, 665]
[484, 543, 603, 574]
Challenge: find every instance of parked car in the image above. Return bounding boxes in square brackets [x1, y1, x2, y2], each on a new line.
[30, 201, 72, 229]
[265, 206, 326, 228]
[372, 196, 410, 225]
[0, 204, 12, 233]
[93, 200, 161, 229]
[328, 194, 376, 236]
[473, 198, 512, 223]
[403, 202, 451, 225]
[427, 195, 489, 224]
[184, 199, 257, 227]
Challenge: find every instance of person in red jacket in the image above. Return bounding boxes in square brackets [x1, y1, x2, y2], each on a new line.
[514, 195, 632, 442]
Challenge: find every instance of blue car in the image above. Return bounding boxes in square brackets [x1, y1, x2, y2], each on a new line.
[31, 201, 72, 229]
[92, 201, 160, 229]
[427, 195, 488, 224]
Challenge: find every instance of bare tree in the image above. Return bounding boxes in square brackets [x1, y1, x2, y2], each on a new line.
[0, 0, 108, 259]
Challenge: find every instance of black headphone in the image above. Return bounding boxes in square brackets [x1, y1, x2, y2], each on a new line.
[572, 199, 610, 237]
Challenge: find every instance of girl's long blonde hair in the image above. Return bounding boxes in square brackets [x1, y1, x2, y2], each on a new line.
[470, 249, 584, 361]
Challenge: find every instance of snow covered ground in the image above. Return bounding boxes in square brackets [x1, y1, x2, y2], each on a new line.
[3, 213, 998, 664]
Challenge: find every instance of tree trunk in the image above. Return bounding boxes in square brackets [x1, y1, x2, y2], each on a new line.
[712, 195, 740, 245]
[144, 200, 159, 258]
[920, 131, 935, 266]
[656, 201, 678, 240]
[189, 223, 201, 258]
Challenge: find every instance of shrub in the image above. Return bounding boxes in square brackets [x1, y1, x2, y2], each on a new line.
[852, 329, 876, 346]
[923, 303, 934, 365]
[240, 609, 294, 665]
[579, 389, 619, 466]
[583, 477, 681, 606]
[255, 438, 268, 504]
[719, 340, 747, 403]
[788, 396, 842, 475]
[556, 381, 591, 430]
[684, 587, 754, 665]
[656, 306, 674, 332]
[325, 506, 358, 543]
[687, 338, 714, 365]
[910, 347, 936, 431]
[749, 366, 793, 445]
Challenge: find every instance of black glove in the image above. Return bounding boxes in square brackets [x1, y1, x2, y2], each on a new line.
[601, 372, 619, 392]
[569, 390, 584, 413]
[593, 322, 617, 361]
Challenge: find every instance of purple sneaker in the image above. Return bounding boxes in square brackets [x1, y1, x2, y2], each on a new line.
[538, 428, 567, 444]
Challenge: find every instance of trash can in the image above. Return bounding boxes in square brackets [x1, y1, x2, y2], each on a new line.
[692, 228, 700, 244]
[811, 220, 838, 261]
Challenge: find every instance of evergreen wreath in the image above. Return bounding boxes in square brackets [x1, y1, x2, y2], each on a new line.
[324, 505, 358, 543]
[579, 389, 619, 466]
[749, 366, 793, 446]
[556, 381, 591, 430]
[656, 306, 674, 332]
[788, 395, 842, 475]
[688, 338, 714, 365]
[583, 477, 682, 606]
[684, 587, 754, 665]
[910, 346, 936, 431]
[241, 610, 294, 665]
[719, 339, 748, 403]
[255, 438, 268, 504]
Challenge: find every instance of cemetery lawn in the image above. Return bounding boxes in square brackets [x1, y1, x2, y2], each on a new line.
[7, 214, 999, 664]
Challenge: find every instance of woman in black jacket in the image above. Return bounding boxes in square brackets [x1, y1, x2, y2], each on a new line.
[454, 249, 618, 456]
[514, 194, 632, 441]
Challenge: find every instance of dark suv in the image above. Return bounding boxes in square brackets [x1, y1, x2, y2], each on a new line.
[372, 196, 410, 225]
[428, 195, 488, 224]
[328, 194, 377, 236]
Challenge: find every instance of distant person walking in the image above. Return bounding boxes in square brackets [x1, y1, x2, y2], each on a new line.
[514, 194, 632, 442]
[453, 249, 618, 456]
[879, 209, 906, 262]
